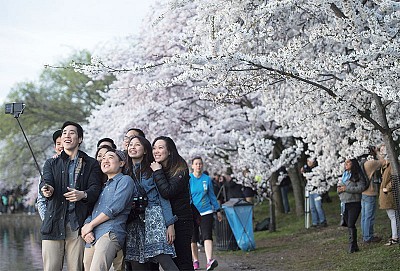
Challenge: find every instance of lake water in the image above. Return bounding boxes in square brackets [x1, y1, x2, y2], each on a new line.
[0, 214, 43, 270]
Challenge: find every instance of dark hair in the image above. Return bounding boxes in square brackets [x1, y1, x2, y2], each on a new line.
[191, 156, 203, 164]
[97, 137, 117, 149]
[95, 145, 114, 163]
[349, 158, 363, 182]
[52, 129, 62, 145]
[126, 136, 154, 179]
[61, 121, 83, 139]
[126, 128, 146, 138]
[152, 136, 188, 177]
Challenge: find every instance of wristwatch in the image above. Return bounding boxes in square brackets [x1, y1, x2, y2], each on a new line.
[83, 191, 88, 199]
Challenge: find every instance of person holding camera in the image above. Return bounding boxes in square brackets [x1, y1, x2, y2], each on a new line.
[125, 136, 179, 271]
[40, 121, 102, 271]
[81, 149, 136, 271]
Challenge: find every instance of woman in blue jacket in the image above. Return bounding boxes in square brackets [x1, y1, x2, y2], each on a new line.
[190, 157, 222, 271]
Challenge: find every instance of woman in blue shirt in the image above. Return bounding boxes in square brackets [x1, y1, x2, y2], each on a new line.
[81, 149, 136, 271]
[190, 157, 222, 271]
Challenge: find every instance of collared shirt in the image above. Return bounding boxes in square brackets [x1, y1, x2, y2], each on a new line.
[85, 173, 136, 247]
[67, 155, 79, 230]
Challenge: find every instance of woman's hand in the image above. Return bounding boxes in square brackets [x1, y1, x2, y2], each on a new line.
[337, 185, 346, 193]
[166, 224, 175, 245]
[150, 161, 162, 172]
[216, 211, 223, 222]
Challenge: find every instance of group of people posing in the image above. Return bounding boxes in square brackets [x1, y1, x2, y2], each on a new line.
[38, 122, 222, 271]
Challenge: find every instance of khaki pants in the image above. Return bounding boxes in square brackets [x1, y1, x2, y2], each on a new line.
[112, 249, 125, 271]
[83, 232, 121, 271]
[42, 224, 85, 271]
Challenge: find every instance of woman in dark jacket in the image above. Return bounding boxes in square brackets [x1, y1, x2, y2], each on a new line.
[337, 158, 367, 253]
[151, 136, 194, 271]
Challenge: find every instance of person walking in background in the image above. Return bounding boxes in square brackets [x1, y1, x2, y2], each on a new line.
[151, 136, 194, 271]
[189, 157, 222, 271]
[126, 136, 179, 271]
[40, 121, 102, 271]
[37, 129, 63, 221]
[302, 158, 327, 227]
[81, 149, 135, 271]
[379, 162, 398, 246]
[361, 145, 386, 244]
[337, 158, 367, 253]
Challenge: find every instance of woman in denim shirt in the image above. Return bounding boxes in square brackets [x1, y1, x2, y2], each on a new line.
[81, 149, 137, 271]
[125, 136, 178, 271]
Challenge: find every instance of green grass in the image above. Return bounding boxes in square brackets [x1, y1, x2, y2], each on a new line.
[216, 191, 400, 270]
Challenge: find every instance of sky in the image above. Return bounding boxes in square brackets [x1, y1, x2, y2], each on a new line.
[0, 0, 156, 104]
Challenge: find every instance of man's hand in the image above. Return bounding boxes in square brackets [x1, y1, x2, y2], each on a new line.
[41, 184, 54, 198]
[64, 187, 85, 202]
[81, 223, 94, 238]
[83, 231, 95, 244]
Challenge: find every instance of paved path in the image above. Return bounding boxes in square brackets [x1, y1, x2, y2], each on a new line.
[191, 246, 231, 271]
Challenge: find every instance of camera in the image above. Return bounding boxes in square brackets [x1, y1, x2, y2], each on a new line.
[5, 102, 25, 118]
[132, 196, 148, 214]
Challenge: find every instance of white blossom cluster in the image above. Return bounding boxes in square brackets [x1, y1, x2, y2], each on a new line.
[79, 0, 400, 197]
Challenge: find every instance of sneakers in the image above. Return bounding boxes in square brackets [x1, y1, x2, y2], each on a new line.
[193, 260, 200, 270]
[384, 238, 399, 246]
[206, 259, 218, 271]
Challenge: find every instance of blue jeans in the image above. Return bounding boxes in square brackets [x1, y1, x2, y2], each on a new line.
[310, 193, 326, 225]
[361, 194, 377, 241]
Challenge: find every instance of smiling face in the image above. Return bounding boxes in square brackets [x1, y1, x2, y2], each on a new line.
[123, 130, 141, 150]
[101, 151, 124, 177]
[152, 139, 169, 165]
[61, 125, 82, 153]
[128, 137, 145, 162]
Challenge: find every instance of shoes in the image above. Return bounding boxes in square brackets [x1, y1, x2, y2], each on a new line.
[319, 221, 328, 227]
[206, 259, 218, 271]
[384, 238, 399, 246]
[193, 260, 199, 270]
[364, 236, 382, 244]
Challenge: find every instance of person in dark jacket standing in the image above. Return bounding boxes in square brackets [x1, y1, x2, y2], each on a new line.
[337, 158, 367, 253]
[151, 136, 194, 271]
[40, 121, 102, 271]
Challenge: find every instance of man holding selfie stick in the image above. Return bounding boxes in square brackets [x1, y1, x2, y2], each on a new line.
[40, 121, 102, 271]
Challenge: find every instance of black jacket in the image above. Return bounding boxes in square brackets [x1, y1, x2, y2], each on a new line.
[39, 150, 102, 240]
[153, 168, 193, 221]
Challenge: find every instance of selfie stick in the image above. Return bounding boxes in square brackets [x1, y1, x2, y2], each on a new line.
[6, 103, 43, 179]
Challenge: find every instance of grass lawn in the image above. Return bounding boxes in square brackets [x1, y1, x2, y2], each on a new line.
[216, 191, 399, 270]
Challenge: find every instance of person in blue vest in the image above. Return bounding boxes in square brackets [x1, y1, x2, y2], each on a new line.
[189, 157, 222, 271]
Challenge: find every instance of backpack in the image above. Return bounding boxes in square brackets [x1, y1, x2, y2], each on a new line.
[359, 159, 370, 191]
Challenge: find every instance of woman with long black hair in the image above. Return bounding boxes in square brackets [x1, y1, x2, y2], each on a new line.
[337, 158, 367, 253]
[151, 136, 194, 271]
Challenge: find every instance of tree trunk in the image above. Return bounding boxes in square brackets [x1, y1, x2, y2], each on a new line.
[287, 164, 305, 216]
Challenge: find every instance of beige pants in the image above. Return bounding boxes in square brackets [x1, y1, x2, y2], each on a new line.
[42, 224, 85, 271]
[83, 232, 121, 271]
[112, 249, 125, 271]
